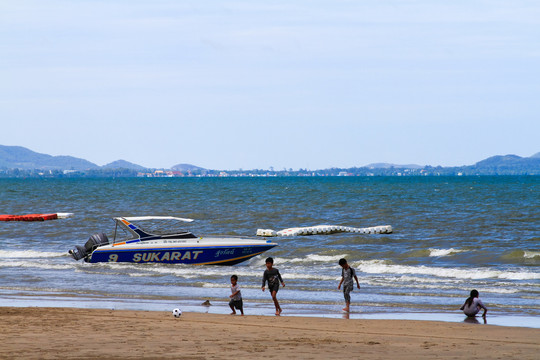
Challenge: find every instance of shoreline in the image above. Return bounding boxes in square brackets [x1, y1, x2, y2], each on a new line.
[1, 306, 539, 359]
[4, 296, 540, 329]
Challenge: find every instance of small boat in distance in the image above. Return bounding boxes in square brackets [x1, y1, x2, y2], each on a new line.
[69, 216, 277, 265]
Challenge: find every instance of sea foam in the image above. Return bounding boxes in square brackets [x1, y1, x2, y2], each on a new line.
[428, 248, 465, 257]
[523, 251, 540, 259]
[356, 260, 540, 280]
[0, 250, 67, 258]
[289, 254, 347, 263]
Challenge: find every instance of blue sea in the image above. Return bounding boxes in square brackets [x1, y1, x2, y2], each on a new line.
[1, 177, 538, 328]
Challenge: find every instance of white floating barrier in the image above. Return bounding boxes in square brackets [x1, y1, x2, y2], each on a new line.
[256, 229, 277, 237]
[257, 224, 393, 237]
[57, 213, 74, 219]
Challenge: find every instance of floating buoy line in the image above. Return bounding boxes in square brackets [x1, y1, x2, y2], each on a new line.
[256, 224, 392, 237]
[0, 213, 74, 222]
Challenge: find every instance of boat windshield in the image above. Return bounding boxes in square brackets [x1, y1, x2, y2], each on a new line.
[135, 218, 192, 235]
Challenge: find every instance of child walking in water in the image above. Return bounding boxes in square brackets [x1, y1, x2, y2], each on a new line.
[460, 289, 487, 318]
[229, 275, 244, 315]
[338, 258, 360, 312]
[262, 257, 285, 316]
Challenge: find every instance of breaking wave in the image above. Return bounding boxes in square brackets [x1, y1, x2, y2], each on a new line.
[355, 260, 540, 281]
[428, 248, 466, 257]
[0, 250, 67, 259]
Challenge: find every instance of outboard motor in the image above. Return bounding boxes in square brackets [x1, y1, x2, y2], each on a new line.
[69, 245, 88, 261]
[69, 233, 109, 261]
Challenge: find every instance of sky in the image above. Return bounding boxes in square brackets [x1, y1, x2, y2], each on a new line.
[1, 0, 539, 170]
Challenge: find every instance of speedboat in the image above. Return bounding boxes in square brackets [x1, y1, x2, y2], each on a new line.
[68, 216, 277, 265]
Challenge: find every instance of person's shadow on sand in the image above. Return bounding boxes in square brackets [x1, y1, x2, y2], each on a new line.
[464, 316, 487, 325]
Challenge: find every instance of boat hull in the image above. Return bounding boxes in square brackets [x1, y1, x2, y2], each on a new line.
[88, 243, 277, 265]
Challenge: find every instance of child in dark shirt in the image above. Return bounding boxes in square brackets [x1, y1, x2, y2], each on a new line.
[261, 257, 285, 316]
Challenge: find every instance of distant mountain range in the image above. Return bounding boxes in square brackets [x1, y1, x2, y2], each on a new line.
[0, 145, 204, 172]
[171, 163, 206, 172]
[0, 145, 99, 171]
[0, 144, 539, 176]
[364, 153, 540, 173]
[365, 163, 424, 169]
[101, 160, 147, 171]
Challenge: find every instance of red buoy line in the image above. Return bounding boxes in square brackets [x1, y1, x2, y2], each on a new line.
[0, 213, 73, 221]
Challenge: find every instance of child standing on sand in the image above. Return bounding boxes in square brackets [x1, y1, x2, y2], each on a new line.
[338, 258, 360, 312]
[229, 275, 244, 315]
[262, 257, 285, 316]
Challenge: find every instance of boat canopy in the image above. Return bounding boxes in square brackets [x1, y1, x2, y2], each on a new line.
[112, 216, 196, 243]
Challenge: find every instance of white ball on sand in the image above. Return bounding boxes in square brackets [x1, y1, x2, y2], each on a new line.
[172, 308, 182, 318]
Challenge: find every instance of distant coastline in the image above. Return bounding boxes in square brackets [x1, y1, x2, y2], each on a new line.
[1, 144, 539, 177]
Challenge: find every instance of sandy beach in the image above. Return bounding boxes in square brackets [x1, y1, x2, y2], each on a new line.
[1, 307, 538, 359]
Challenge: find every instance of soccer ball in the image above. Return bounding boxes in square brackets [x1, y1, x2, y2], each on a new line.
[172, 308, 182, 318]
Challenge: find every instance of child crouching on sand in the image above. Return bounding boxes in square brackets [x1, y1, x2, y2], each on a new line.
[229, 275, 244, 315]
[460, 289, 487, 318]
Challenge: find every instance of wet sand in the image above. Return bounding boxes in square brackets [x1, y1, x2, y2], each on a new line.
[1, 307, 538, 359]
